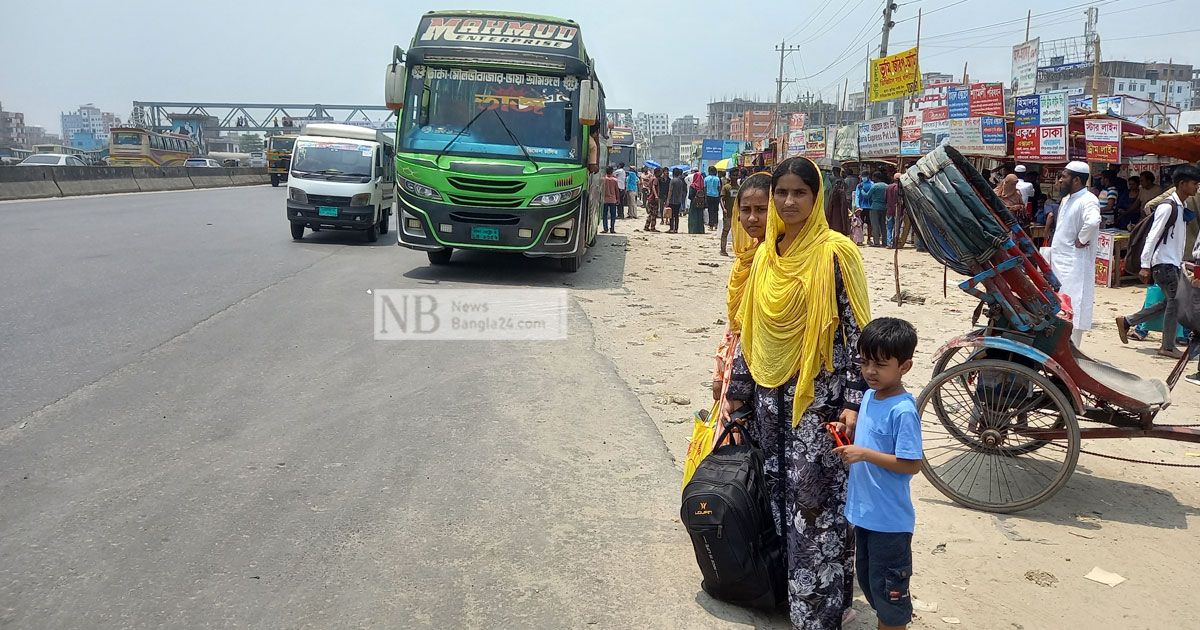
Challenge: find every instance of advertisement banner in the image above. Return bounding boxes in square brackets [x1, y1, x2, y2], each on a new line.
[858, 117, 900, 158]
[1040, 92, 1069, 126]
[1011, 39, 1040, 97]
[1014, 126, 1040, 161]
[789, 113, 807, 132]
[1014, 95, 1041, 127]
[701, 139, 724, 161]
[723, 140, 742, 158]
[833, 124, 859, 162]
[947, 86, 971, 119]
[1039, 126, 1067, 158]
[1095, 230, 1116, 287]
[981, 116, 1007, 148]
[923, 106, 949, 122]
[803, 128, 827, 159]
[969, 83, 1005, 117]
[825, 125, 838, 160]
[786, 129, 805, 158]
[945, 117, 1007, 157]
[1084, 119, 1122, 162]
[900, 111, 923, 156]
[869, 47, 923, 102]
[920, 119, 950, 153]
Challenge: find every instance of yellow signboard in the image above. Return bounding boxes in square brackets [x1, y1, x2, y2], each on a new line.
[869, 47, 922, 102]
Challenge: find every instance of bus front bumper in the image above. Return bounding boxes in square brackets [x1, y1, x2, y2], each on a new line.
[287, 201, 376, 230]
[395, 191, 584, 257]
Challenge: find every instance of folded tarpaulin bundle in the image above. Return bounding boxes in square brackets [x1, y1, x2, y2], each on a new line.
[899, 146, 1013, 276]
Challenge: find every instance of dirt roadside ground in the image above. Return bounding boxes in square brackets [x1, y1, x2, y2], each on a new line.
[575, 218, 1200, 630]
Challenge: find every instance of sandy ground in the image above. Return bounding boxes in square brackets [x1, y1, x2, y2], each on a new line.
[575, 212, 1200, 630]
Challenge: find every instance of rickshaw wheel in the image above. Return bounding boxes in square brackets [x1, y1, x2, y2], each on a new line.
[932, 350, 1068, 456]
[919, 359, 1080, 513]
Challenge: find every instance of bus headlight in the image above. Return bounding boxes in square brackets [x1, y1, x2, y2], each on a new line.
[529, 186, 582, 207]
[288, 187, 308, 204]
[350, 193, 372, 206]
[398, 176, 442, 201]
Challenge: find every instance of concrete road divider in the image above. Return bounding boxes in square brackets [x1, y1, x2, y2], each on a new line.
[187, 167, 236, 188]
[53, 166, 141, 197]
[0, 166, 270, 201]
[0, 166, 63, 201]
[134, 166, 195, 192]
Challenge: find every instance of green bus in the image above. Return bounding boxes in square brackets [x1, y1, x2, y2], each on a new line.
[384, 10, 607, 271]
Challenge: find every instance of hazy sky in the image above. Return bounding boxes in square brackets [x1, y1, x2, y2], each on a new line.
[2, 0, 1193, 131]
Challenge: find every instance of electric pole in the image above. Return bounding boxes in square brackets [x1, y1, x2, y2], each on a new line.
[870, 2, 898, 119]
[774, 40, 801, 140]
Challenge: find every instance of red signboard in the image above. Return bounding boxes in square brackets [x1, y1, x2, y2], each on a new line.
[923, 106, 950, 122]
[969, 82, 1005, 117]
[1014, 126, 1040, 161]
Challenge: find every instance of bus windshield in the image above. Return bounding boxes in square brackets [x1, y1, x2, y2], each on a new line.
[112, 132, 144, 146]
[400, 69, 580, 163]
[269, 137, 295, 151]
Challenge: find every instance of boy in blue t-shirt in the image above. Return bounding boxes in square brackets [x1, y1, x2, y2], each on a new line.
[833, 317, 922, 630]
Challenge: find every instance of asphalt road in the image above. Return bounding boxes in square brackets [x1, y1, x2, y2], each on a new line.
[0, 187, 776, 628]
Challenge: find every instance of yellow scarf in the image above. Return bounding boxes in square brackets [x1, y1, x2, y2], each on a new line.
[736, 160, 871, 427]
[725, 198, 759, 330]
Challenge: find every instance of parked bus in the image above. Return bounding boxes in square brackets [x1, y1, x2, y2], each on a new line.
[108, 127, 199, 166]
[609, 126, 636, 168]
[266, 134, 298, 186]
[384, 10, 606, 272]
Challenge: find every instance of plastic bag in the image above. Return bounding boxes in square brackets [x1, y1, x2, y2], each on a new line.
[682, 401, 720, 489]
[1176, 266, 1200, 332]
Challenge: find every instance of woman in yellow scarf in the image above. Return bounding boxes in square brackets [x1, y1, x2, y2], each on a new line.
[711, 172, 771, 403]
[722, 157, 871, 630]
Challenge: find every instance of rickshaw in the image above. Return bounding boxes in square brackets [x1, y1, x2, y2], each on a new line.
[899, 146, 1199, 513]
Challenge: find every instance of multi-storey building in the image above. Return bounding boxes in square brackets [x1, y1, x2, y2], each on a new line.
[0, 102, 27, 148]
[61, 103, 122, 150]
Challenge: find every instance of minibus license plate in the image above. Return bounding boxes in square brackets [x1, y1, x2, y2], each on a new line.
[317, 206, 338, 217]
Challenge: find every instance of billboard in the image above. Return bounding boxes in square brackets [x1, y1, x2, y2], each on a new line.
[969, 83, 1005, 117]
[803, 128, 827, 159]
[900, 111, 923, 156]
[858, 117, 899, 158]
[1011, 39, 1040, 97]
[1084, 119, 1122, 162]
[947, 87, 970, 120]
[869, 47, 923, 102]
[701, 139, 724, 160]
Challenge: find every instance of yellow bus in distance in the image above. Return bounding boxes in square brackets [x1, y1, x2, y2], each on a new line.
[108, 127, 199, 166]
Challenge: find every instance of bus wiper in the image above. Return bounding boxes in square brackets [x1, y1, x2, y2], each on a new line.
[435, 106, 490, 166]
[490, 108, 539, 171]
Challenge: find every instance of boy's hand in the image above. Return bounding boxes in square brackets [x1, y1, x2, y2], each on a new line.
[833, 445, 872, 465]
[838, 408, 858, 440]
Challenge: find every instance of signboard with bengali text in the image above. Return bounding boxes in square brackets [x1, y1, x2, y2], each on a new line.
[969, 83, 1005, 117]
[869, 47, 923, 102]
[858, 117, 900, 158]
[1084, 119, 1122, 162]
[1011, 39, 1039, 97]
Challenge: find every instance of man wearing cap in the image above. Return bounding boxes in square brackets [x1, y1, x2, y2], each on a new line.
[1014, 165, 1035, 207]
[1051, 161, 1103, 346]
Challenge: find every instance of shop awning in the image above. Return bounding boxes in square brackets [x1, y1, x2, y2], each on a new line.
[1122, 132, 1200, 163]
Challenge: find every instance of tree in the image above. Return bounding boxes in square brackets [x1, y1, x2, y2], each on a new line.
[239, 134, 264, 152]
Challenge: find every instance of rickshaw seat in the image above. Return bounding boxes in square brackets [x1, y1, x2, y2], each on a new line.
[1072, 347, 1170, 407]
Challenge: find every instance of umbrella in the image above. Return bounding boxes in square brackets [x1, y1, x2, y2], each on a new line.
[713, 158, 732, 171]
[671, 164, 690, 172]
[644, 159, 661, 168]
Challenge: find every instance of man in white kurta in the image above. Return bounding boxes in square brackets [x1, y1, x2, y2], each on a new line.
[1050, 161, 1102, 347]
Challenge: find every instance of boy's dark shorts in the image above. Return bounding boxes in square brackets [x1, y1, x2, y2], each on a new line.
[855, 527, 913, 626]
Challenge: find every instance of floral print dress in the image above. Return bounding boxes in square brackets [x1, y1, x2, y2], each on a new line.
[725, 260, 866, 630]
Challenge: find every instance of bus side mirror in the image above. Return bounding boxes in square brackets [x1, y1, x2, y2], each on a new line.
[385, 64, 407, 111]
[384, 46, 407, 111]
[578, 80, 599, 125]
